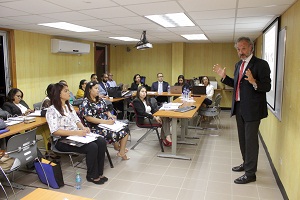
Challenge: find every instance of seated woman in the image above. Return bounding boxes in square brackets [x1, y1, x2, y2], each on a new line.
[132, 86, 172, 146]
[76, 79, 87, 99]
[79, 81, 130, 160]
[46, 82, 108, 185]
[130, 74, 144, 91]
[41, 83, 54, 109]
[174, 75, 190, 100]
[200, 76, 214, 106]
[2, 88, 33, 116]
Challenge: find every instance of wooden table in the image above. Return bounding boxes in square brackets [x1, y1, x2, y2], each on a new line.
[21, 188, 93, 200]
[0, 117, 47, 139]
[154, 96, 205, 160]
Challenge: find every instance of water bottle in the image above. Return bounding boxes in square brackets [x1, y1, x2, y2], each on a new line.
[69, 97, 73, 105]
[186, 88, 190, 100]
[75, 172, 81, 189]
[167, 85, 170, 94]
[183, 88, 187, 100]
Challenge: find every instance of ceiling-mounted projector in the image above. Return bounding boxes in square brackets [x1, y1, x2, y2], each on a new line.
[135, 31, 153, 50]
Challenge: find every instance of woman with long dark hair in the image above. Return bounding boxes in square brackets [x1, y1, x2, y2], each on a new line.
[76, 79, 87, 99]
[80, 81, 130, 160]
[133, 86, 172, 146]
[130, 74, 144, 91]
[46, 82, 108, 185]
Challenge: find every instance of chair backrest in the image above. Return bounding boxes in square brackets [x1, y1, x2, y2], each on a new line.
[6, 128, 37, 169]
[130, 102, 161, 128]
[214, 95, 222, 107]
[33, 102, 42, 110]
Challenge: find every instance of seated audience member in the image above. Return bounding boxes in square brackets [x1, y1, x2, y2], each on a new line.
[174, 75, 190, 100]
[133, 86, 172, 146]
[130, 74, 144, 91]
[76, 79, 87, 99]
[151, 73, 169, 104]
[80, 81, 130, 160]
[107, 73, 117, 87]
[2, 88, 33, 116]
[59, 80, 75, 102]
[99, 73, 110, 97]
[41, 83, 54, 109]
[91, 74, 98, 83]
[46, 82, 108, 184]
[201, 76, 214, 106]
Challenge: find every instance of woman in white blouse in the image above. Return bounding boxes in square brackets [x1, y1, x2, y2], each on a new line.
[201, 76, 214, 106]
[46, 82, 108, 185]
[2, 88, 33, 116]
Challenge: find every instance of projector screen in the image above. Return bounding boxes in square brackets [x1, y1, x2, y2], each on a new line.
[263, 18, 279, 110]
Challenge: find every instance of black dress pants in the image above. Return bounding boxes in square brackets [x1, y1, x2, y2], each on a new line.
[55, 137, 107, 179]
[235, 102, 260, 176]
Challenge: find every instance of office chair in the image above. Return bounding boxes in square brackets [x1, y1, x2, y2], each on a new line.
[130, 102, 164, 152]
[3, 128, 48, 190]
[0, 166, 16, 200]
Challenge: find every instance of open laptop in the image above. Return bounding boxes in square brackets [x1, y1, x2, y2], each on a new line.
[170, 86, 182, 94]
[192, 86, 206, 97]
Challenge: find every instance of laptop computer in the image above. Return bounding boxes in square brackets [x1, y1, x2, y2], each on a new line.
[192, 86, 206, 97]
[170, 86, 182, 94]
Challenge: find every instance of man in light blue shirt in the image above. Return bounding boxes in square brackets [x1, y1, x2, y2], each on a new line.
[99, 73, 110, 97]
[107, 73, 117, 87]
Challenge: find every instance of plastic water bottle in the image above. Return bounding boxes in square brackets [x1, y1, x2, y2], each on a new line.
[186, 88, 190, 100]
[183, 88, 187, 100]
[167, 85, 170, 93]
[75, 172, 81, 189]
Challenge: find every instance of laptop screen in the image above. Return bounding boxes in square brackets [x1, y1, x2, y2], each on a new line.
[192, 86, 206, 95]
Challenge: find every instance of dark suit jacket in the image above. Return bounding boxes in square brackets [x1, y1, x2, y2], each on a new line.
[222, 55, 271, 121]
[132, 98, 156, 124]
[2, 100, 30, 116]
[151, 81, 169, 92]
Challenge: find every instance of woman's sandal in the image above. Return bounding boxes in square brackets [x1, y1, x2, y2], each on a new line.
[117, 152, 130, 160]
[114, 147, 129, 153]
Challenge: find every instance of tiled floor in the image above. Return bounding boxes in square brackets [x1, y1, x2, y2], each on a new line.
[1, 111, 284, 200]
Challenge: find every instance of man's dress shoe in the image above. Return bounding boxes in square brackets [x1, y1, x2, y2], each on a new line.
[232, 164, 244, 172]
[234, 174, 256, 184]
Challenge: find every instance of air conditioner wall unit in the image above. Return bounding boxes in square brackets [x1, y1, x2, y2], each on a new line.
[51, 39, 90, 54]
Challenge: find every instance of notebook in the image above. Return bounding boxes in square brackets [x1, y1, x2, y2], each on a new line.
[192, 86, 206, 96]
[170, 86, 182, 94]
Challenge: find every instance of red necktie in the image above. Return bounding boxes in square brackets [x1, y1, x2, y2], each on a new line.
[235, 61, 246, 101]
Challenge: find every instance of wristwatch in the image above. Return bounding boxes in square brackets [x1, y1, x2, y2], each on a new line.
[253, 82, 258, 90]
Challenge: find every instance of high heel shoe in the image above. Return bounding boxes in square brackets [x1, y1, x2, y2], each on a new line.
[117, 152, 130, 160]
[114, 147, 129, 153]
[162, 139, 172, 147]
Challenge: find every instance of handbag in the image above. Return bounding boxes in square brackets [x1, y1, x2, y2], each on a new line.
[34, 158, 64, 189]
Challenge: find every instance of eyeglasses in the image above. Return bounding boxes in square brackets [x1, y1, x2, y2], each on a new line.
[104, 76, 108, 78]
[158, 76, 163, 78]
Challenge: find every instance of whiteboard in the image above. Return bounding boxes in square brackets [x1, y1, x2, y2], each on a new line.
[269, 27, 286, 121]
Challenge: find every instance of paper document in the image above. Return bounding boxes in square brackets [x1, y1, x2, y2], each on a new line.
[160, 102, 183, 111]
[67, 133, 98, 144]
[27, 110, 42, 117]
[98, 120, 127, 132]
[4, 120, 23, 126]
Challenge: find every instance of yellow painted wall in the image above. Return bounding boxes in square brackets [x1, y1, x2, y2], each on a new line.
[14, 30, 94, 108]
[110, 43, 238, 107]
[257, 1, 300, 199]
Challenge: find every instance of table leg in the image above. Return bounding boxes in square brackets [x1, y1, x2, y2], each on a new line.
[157, 118, 191, 160]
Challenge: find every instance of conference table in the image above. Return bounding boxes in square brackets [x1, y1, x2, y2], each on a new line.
[153, 96, 205, 160]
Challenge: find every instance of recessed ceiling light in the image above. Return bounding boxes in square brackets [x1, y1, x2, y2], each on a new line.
[181, 34, 208, 40]
[145, 13, 195, 28]
[38, 22, 98, 32]
[109, 37, 139, 41]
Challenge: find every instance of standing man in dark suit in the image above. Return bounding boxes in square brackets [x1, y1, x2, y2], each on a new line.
[213, 37, 271, 184]
[151, 73, 169, 104]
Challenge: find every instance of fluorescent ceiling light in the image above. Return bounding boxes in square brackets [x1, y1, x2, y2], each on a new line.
[109, 37, 139, 41]
[145, 13, 195, 28]
[181, 34, 208, 40]
[38, 22, 98, 32]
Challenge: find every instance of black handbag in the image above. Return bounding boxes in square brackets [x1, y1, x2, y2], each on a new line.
[107, 87, 122, 98]
[34, 158, 64, 189]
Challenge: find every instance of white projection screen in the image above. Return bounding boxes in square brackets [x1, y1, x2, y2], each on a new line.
[263, 18, 279, 110]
